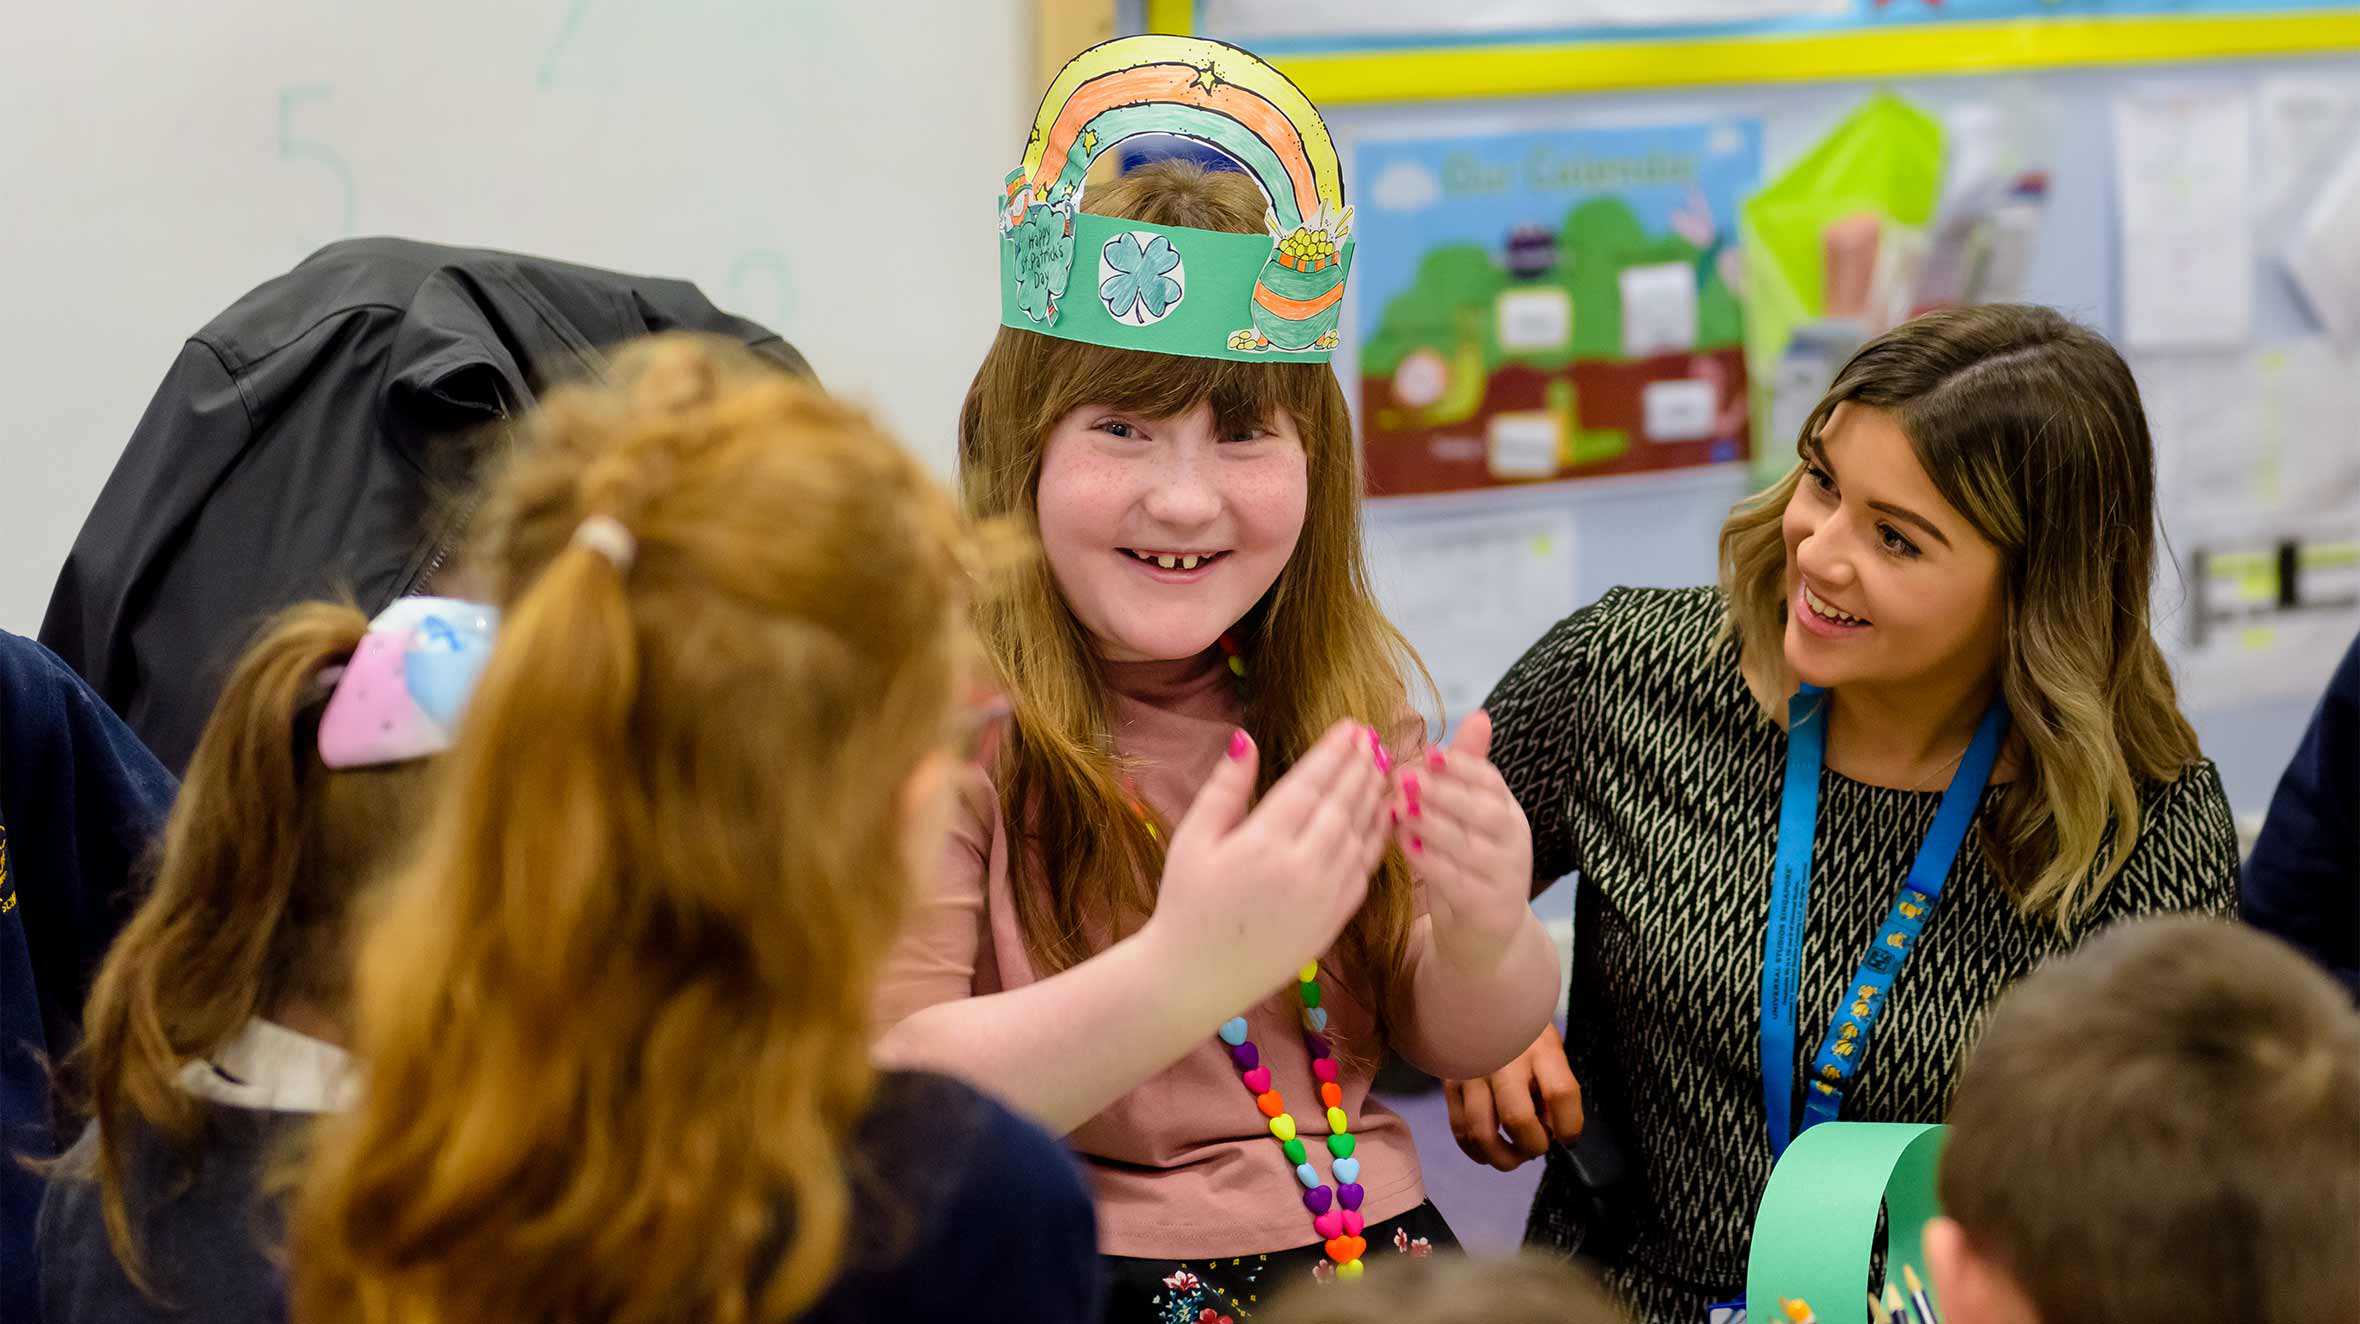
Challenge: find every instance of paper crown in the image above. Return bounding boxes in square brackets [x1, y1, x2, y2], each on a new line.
[316, 596, 500, 770]
[998, 35, 1354, 363]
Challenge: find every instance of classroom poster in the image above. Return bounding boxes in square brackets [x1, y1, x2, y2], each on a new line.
[1354, 121, 1761, 496]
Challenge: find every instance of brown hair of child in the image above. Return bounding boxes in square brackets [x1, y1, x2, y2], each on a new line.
[62, 600, 438, 1296]
[1260, 1252, 1626, 1324]
[1933, 916, 2360, 1324]
[287, 335, 998, 1324]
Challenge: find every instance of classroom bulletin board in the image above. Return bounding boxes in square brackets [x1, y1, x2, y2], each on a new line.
[1125, 1, 2360, 816]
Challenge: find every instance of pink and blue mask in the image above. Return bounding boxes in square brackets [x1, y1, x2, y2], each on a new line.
[316, 597, 500, 770]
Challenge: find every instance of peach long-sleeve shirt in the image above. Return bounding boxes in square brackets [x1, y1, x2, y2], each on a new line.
[873, 653, 1428, 1259]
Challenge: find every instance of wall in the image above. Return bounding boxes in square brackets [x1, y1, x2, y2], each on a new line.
[0, 0, 1035, 633]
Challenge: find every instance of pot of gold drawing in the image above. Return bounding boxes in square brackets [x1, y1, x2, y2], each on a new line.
[1248, 220, 1349, 352]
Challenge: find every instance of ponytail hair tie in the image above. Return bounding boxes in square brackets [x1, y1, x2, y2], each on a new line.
[318, 597, 501, 769]
[572, 514, 637, 571]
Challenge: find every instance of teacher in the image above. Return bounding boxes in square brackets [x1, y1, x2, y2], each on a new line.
[1453, 305, 2239, 1321]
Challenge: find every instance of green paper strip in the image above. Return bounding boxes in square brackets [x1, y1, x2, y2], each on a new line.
[1001, 211, 1351, 364]
[1746, 1121, 1947, 1320]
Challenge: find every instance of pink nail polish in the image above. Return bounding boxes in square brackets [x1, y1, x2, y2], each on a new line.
[1389, 807, 1399, 826]
[1410, 835, 1424, 854]
[1228, 729, 1250, 760]
[1403, 772, 1420, 799]
[1427, 750, 1447, 772]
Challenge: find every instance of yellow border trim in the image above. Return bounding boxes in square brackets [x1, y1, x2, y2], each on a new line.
[1152, 12, 2360, 103]
[1144, 0, 1196, 36]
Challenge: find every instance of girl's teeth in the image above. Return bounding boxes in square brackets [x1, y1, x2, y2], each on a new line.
[1180, 555, 1200, 570]
[1157, 555, 1177, 569]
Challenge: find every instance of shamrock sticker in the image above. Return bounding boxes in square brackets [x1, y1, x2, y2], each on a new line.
[1004, 200, 1076, 326]
[1099, 230, 1185, 326]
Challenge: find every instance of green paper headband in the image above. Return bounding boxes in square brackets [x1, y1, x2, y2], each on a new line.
[998, 35, 1355, 363]
[1748, 1122, 1949, 1320]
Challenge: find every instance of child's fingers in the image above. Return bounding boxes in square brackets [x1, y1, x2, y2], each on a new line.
[1444, 708, 1494, 763]
[1348, 734, 1389, 820]
[1256, 720, 1367, 827]
[1401, 768, 1513, 849]
[1402, 740, 1513, 804]
[1355, 777, 1392, 875]
[1301, 752, 1386, 870]
[1401, 795, 1475, 870]
[1452, 753, 1515, 803]
[1298, 776, 1363, 864]
[1172, 728, 1259, 845]
[1407, 835, 1494, 918]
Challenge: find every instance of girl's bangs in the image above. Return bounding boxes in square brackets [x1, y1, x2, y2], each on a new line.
[1032, 336, 1333, 441]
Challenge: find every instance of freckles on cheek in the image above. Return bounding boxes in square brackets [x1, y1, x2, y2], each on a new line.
[1038, 457, 1126, 545]
[1228, 458, 1309, 545]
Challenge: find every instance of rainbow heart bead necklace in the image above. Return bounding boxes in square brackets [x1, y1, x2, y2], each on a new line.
[1146, 634, 1376, 1278]
[1217, 961, 1369, 1279]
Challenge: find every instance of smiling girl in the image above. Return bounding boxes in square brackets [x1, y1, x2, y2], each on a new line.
[874, 36, 1561, 1321]
[1451, 304, 2239, 1322]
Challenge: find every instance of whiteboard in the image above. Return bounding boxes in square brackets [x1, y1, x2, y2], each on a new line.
[0, 0, 1032, 633]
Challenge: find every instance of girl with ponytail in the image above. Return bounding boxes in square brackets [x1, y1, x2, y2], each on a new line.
[288, 335, 1099, 1324]
[40, 594, 495, 1322]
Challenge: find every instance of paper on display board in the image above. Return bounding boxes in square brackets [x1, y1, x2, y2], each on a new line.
[2112, 86, 2254, 350]
[2287, 141, 2360, 349]
[1364, 508, 1579, 722]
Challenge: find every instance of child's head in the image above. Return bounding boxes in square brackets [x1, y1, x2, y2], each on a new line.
[291, 334, 991, 1324]
[69, 596, 468, 1287]
[962, 158, 1425, 1000]
[1930, 916, 2360, 1324]
[965, 160, 1358, 671]
[1261, 1252, 1626, 1324]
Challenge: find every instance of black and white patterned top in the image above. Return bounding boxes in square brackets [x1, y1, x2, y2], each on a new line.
[1485, 587, 2239, 1323]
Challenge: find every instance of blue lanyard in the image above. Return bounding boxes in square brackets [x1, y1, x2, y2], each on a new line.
[1759, 684, 2009, 1156]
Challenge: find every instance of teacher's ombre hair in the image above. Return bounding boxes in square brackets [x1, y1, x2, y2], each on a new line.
[1719, 305, 2201, 925]
[289, 336, 993, 1324]
[959, 160, 1433, 1019]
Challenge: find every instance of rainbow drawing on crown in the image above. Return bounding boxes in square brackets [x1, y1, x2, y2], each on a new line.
[998, 35, 1355, 363]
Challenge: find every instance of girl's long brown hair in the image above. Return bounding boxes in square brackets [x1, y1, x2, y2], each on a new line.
[959, 160, 1433, 1016]
[65, 601, 437, 1295]
[1719, 304, 2202, 924]
[289, 336, 983, 1324]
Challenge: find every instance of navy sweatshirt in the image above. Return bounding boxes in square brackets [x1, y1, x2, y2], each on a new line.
[0, 629, 176, 1320]
[38, 1070, 1099, 1324]
[2243, 630, 2360, 999]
